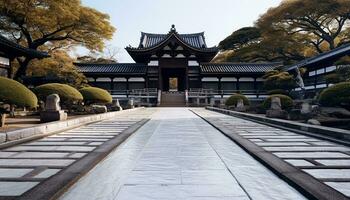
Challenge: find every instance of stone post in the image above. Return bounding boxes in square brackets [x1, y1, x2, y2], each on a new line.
[127, 99, 135, 109]
[112, 99, 123, 111]
[210, 98, 215, 107]
[0, 114, 6, 127]
[234, 98, 246, 112]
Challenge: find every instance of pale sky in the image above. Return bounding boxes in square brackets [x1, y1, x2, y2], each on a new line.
[80, 0, 282, 63]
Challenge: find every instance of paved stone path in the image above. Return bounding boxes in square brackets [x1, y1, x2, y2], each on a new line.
[0, 108, 154, 199]
[61, 108, 306, 200]
[193, 108, 350, 199]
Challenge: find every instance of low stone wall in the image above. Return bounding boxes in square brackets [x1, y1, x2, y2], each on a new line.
[206, 107, 350, 143]
[0, 108, 143, 146]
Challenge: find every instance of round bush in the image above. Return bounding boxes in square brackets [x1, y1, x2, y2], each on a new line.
[79, 87, 112, 104]
[34, 83, 83, 103]
[267, 89, 289, 96]
[262, 94, 293, 110]
[0, 77, 37, 108]
[225, 94, 250, 106]
[319, 82, 350, 107]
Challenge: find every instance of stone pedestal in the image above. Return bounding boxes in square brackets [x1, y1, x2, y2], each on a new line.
[266, 109, 288, 119]
[307, 119, 321, 125]
[40, 110, 67, 123]
[40, 94, 67, 123]
[266, 97, 288, 119]
[91, 105, 108, 114]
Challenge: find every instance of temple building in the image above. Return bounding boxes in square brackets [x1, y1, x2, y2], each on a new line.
[75, 25, 283, 106]
[284, 44, 350, 97]
[0, 35, 48, 78]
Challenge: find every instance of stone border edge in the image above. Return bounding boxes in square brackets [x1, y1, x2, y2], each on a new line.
[16, 118, 150, 200]
[191, 109, 348, 200]
[0, 108, 144, 149]
[206, 107, 350, 146]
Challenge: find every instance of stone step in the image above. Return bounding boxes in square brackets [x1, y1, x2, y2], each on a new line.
[160, 92, 186, 107]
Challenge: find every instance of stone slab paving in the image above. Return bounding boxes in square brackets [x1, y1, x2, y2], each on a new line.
[60, 108, 306, 200]
[0, 108, 154, 199]
[193, 108, 350, 199]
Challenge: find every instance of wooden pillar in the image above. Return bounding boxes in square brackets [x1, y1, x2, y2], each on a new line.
[218, 77, 223, 98]
[254, 77, 258, 98]
[145, 75, 148, 89]
[126, 77, 130, 98]
[110, 77, 114, 92]
[126, 77, 129, 90]
[236, 77, 240, 91]
[186, 67, 189, 90]
[8, 58, 13, 79]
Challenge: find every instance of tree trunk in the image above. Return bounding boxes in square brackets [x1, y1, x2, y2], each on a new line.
[0, 114, 6, 128]
[14, 58, 32, 81]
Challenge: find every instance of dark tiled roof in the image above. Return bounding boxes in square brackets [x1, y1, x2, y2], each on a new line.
[139, 32, 207, 49]
[75, 63, 147, 74]
[0, 35, 48, 58]
[200, 63, 282, 74]
[283, 44, 350, 71]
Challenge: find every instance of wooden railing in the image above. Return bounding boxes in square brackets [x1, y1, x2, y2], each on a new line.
[109, 88, 158, 98]
[188, 88, 268, 98]
[109, 88, 268, 99]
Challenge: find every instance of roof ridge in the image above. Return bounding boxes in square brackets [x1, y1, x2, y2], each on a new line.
[74, 62, 146, 66]
[141, 32, 204, 37]
[284, 43, 350, 71]
[202, 62, 283, 65]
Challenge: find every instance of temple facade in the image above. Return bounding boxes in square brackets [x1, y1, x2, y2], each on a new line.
[76, 25, 281, 106]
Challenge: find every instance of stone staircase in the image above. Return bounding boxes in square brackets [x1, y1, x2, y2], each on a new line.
[160, 92, 186, 107]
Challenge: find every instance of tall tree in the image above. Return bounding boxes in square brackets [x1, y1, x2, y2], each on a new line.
[218, 27, 261, 51]
[217, 0, 350, 63]
[0, 0, 115, 80]
[27, 50, 88, 87]
[257, 0, 350, 53]
[215, 27, 307, 63]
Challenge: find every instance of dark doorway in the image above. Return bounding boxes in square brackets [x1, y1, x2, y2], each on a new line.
[161, 68, 186, 91]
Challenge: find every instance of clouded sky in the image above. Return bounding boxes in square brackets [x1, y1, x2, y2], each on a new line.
[80, 0, 282, 62]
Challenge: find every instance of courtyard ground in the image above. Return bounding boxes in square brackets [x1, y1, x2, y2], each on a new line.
[0, 108, 349, 200]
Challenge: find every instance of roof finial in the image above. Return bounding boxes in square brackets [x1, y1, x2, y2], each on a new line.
[170, 24, 177, 33]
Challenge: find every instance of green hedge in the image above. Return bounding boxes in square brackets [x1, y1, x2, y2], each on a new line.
[225, 94, 250, 106]
[267, 89, 289, 96]
[34, 83, 83, 103]
[262, 94, 293, 110]
[0, 77, 38, 108]
[79, 87, 112, 104]
[319, 82, 350, 107]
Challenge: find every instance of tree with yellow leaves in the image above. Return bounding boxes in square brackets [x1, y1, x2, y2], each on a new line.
[0, 0, 115, 80]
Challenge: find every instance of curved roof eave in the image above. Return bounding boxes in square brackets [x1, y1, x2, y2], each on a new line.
[125, 32, 218, 53]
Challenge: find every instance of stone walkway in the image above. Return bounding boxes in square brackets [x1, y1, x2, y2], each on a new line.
[193, 108, 350, 199]
[60, 108, 306, 200]
[0, 108, 154, 199]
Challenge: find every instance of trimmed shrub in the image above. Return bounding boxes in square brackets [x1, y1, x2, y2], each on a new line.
[34, 83, 83, 103]
[225, 94, 250, 107]
[262, 94, 293, 110]
[319, 82, 350, 107]
[79, 87, 112, 104]
[0, 77, 37, 108]
[267, 89, 289, 96]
